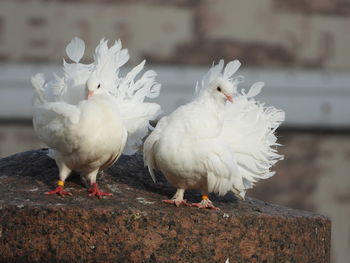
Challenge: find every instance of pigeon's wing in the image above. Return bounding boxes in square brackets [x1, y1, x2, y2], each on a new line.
[143, 116, 168, 183]
[222, 83, 285, 196]
[33, 102, 81, 154]
[31, 71, 83, 151]
[200, 139, 245, 198]
[100, 127, 128, 170]
[115, 61, 161, 155]
[32, 69, 81, 154]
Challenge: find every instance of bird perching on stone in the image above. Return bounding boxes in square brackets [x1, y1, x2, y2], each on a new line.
[32, 37, 161, 198]
[143, 60, 284, 209]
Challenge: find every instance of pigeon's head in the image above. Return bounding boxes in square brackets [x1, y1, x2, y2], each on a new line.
[209, 76, 234, 103]
[85, 75, 107, 99]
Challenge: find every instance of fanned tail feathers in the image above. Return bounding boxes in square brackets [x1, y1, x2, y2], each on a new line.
[116, 60, 161, 155]
[197, 59, 284, 198]
[224, 83, 285, 197]
[31, 74, 46, 105]
[65, 37, 85, 63]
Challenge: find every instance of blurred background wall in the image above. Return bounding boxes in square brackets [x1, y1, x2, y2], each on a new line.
[0, 0, 349, 262]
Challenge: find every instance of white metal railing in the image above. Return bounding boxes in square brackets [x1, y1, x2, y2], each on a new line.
[0, 63, 349, 128]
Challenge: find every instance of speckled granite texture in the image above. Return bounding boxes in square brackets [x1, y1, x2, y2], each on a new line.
[0, 149, 331, 263]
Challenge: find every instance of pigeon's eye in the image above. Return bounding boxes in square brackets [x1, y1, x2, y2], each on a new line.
[217, 87, 222, 92]
[97, 84, 101, 89]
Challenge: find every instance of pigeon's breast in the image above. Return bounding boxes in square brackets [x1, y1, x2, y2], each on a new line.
[155, 140, 208, 190]
[152, 104, 225, 189]
[64, 98, 126, 172]
[154, 125, 209, 189]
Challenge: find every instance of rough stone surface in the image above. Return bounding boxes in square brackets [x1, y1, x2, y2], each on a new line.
[0, 149, 331, 263]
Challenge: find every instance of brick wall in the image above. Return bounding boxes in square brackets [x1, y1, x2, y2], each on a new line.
[0, 0, 350, 69]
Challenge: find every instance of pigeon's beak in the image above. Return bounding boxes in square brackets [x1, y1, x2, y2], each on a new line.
[88, 91, 94, 99]
[225, 94, 233, 102]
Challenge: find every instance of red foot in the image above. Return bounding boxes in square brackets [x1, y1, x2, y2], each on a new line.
[192, 200, 220, 210]
[88, 183, 112, 199]
[162, 199, 191, 207]
[45, 186, 72, 197]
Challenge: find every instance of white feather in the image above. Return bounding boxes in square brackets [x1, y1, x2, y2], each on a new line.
[114, 60, 161, 154]
[65, 37, 85, 63]
[223, 59, 241, 79]
[245, 81, 264, 98]
[31, 73, 46, 105]
[143, 117, 169, 183]
[144, 59, 284, 203]
[32, 37, 161, 196]
[210, 59, 224, 83]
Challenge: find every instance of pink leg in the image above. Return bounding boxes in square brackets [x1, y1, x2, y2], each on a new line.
[88, 183, 112, 199]
[192, 195, 220, 210]
[162, 188, 191, 207]
[162, 199, 191, 207]
[45, 185, 72, 197]
[46, 162, 72, 197]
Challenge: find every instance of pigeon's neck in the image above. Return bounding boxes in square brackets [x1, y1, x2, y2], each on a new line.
[87, 92, 116, 107]
[90, 92, 112, 101]
[198, 90, 226, 113]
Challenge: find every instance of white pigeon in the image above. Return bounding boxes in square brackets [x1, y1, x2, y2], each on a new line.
[32, 37, 161, 198]
[143, 59, 284, 209]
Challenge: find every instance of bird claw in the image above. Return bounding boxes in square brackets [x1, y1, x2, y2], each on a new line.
[162, 199, 191, 207]
[88, 183, 112, 199]
[45, 186, 72, 197]
[192, 199, 220, 210]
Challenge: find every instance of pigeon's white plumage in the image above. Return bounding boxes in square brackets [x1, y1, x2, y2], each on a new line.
[33, 37, 161, 197]
[144, 59, 284, 208]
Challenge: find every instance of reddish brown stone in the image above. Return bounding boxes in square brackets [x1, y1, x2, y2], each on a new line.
[0, 149, 331, 263]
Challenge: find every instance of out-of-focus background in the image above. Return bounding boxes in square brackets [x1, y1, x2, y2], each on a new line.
[0, 0, 349, 262]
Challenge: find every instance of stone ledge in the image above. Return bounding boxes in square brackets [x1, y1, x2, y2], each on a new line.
[0, 149, 331, 262]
